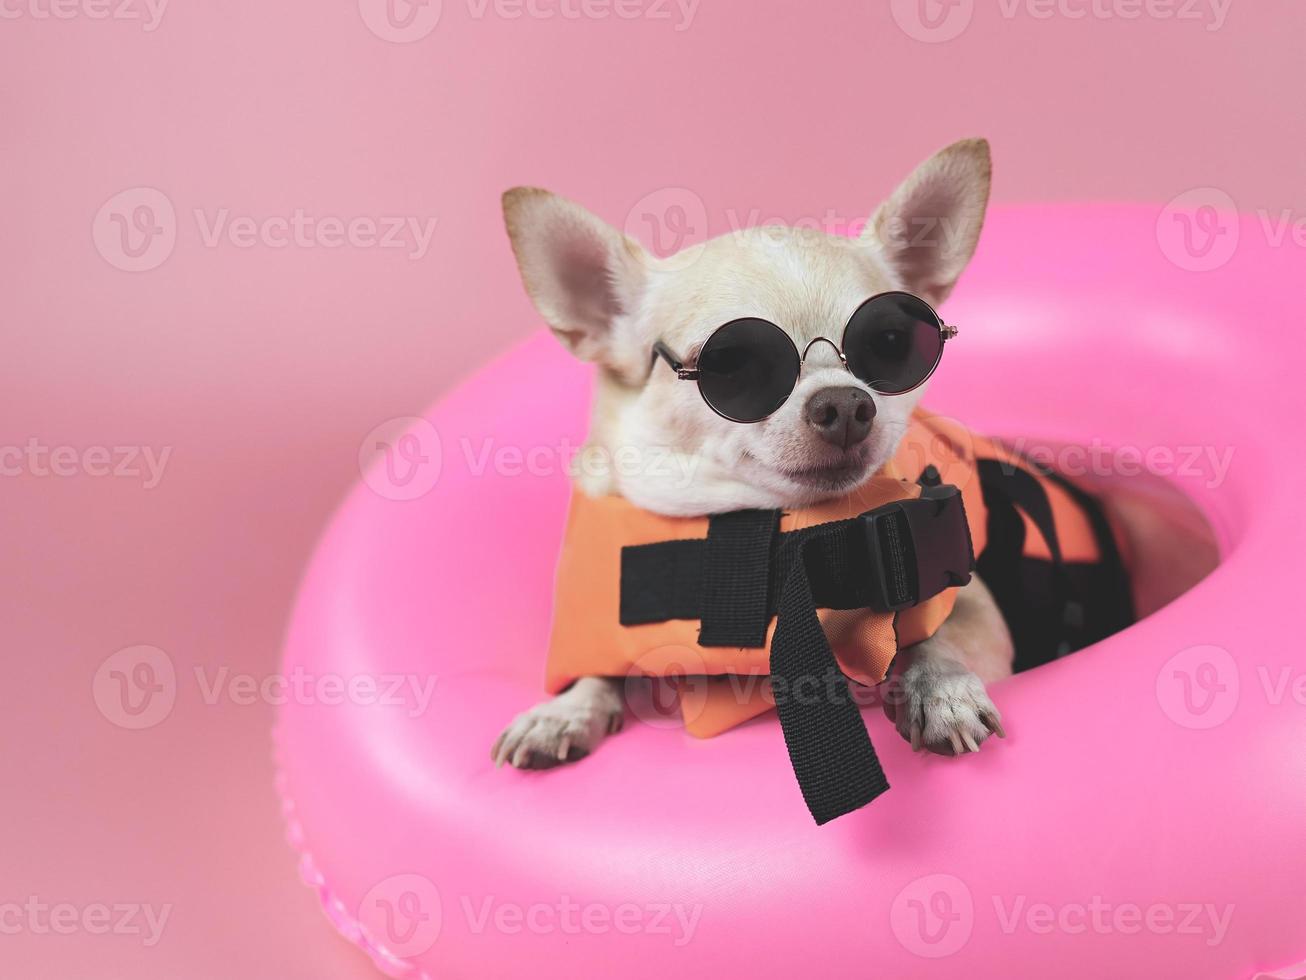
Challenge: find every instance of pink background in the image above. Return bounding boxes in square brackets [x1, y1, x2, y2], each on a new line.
[2, 1, 1303, 976]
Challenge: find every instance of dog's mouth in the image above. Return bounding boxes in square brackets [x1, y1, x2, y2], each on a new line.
[760, 445, 875, 490]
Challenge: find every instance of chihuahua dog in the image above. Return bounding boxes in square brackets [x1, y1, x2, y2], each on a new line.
[492, 139, 1013, 769]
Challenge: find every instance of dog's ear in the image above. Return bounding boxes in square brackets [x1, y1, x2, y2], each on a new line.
[502, 187, 649, 371]
[863, 138, 991, 306]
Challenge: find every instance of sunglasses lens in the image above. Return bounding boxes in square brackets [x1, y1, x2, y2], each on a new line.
[696, 318, 800, 422]
[843, 293, 944, 394]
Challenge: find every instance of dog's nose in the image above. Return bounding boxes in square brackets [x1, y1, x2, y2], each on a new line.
[804, 386, 876, 449]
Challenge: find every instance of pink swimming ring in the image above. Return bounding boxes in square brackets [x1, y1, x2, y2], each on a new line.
[276, 204, 1306, 979]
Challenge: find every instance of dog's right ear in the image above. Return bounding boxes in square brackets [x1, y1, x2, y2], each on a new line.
[502, 188, 649, 371]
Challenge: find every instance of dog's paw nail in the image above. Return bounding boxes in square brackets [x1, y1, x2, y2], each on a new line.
[982, 712, 1006, 738]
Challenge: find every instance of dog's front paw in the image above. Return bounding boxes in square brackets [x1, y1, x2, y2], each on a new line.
[491, 678, 624, 770]
[886, 658, 1005, 756]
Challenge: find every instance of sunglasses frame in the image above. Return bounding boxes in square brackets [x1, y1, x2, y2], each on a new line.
[651, 290, 959, 423]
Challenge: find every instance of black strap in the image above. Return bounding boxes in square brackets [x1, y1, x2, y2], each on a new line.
[975, 461, 1033, 667]
[976, 457, 1136, 668]
[619, 486, 975, 824]
[977, 458, 1080, 665]
[771, 527, 890, 824]
[698, 510, 779, 647]
[621, 488, 972, 627]
[1043, 470, 1136, 631]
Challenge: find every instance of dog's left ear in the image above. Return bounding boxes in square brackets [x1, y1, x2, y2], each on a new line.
[862, 138, 991, 306]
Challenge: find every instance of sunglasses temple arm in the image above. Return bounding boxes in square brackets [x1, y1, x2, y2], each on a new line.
[651, 341, 700, 380]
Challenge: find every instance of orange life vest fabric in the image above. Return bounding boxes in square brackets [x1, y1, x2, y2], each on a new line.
[545, 409, 1103, 737]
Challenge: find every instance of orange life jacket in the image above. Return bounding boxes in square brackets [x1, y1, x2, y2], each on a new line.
[544, 408, 1132, 822]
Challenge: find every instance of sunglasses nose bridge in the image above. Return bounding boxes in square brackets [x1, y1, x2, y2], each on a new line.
[799, 336, 847, 369]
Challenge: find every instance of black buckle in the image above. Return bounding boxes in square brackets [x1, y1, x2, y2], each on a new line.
[861, 484, 974, 612]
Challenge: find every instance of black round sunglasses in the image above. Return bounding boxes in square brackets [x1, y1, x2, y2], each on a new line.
[650, 291, 958, 423]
